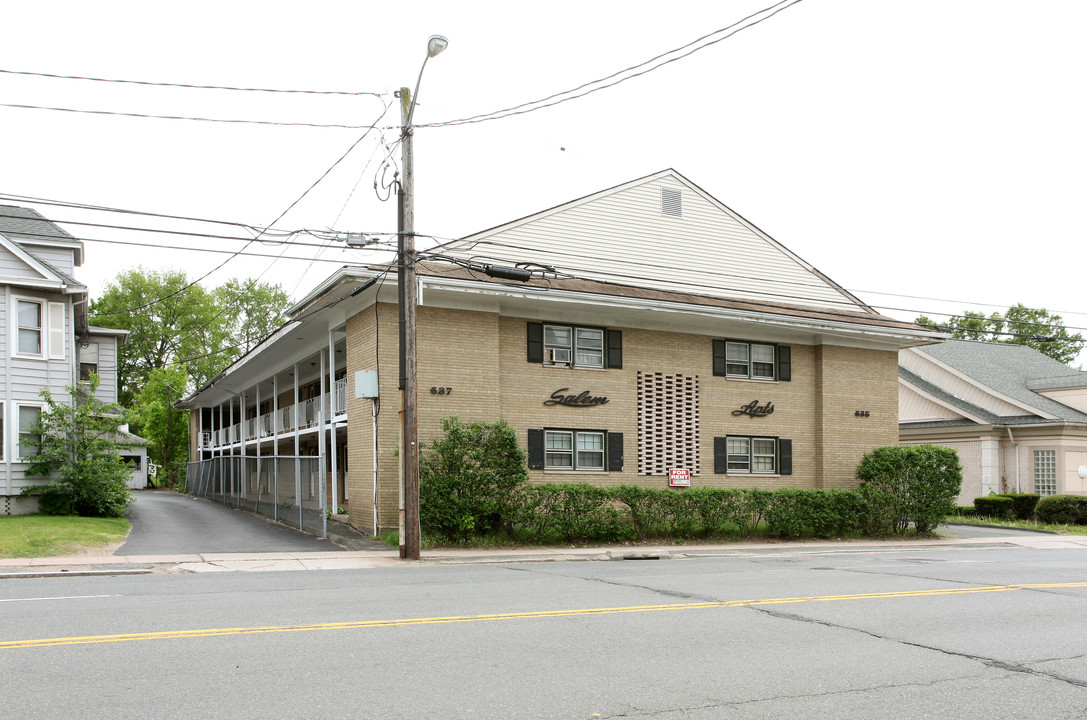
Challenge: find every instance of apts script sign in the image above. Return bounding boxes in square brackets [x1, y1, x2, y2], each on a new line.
[732, 400, 774, 418]
[544, 389, 609, 408]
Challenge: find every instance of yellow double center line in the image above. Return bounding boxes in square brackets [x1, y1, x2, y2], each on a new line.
[4, 582, 1086, 650]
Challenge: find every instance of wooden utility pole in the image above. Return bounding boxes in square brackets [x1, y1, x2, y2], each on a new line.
[398, 86, 421, 560]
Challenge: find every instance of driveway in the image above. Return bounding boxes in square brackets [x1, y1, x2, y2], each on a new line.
[115, 490, 343, 555]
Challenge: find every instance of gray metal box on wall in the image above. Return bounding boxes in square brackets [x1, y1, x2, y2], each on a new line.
[354, 370, 378, 398]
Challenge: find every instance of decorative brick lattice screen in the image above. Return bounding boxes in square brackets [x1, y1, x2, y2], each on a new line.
[637, 372, 700, 476]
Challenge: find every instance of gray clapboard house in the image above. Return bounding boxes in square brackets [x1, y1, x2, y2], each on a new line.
[0, 205, 144, 514]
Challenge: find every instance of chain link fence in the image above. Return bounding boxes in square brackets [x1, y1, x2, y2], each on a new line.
[185, 456, 328, 538]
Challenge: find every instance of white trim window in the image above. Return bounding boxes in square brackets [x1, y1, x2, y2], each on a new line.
[545, 430, 605, 471]
[544, 324, 604, 367]
[727, 436, 777, 474]
[79, 342, 100, 382]
[16, 298, 43, 356]
[726, 341, 775, 380]
[17, 404, 42, 460]
[1034, 450, 1057, 497]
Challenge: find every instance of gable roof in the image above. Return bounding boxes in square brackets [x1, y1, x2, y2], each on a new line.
[432, 169, 872, 314]
[901, 339, 1087, 426]
[0, 205, 86, 293]
[0, 205, 84, 265]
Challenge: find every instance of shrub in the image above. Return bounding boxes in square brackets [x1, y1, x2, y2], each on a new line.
[856, 444, 963, 534]
[763, 488, 866, 539]
[1035, 495, 1087, 525]
[517, 484, 633, 543]
[954, 505, 976, 517]
[973, 496, 1014, 519]
[19, 378, 136, 518]
[419, 417, 528, 543]
[1000, 493, 1041, 520]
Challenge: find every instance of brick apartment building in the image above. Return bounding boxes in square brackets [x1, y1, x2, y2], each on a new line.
[182, 170, 941, 534]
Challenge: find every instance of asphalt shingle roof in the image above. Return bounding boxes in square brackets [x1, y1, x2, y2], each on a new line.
[0, 205, 76, 241]
[911, 339, 1087, 424]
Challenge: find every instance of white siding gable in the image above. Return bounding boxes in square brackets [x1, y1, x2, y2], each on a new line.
[439, 171, 867, 312]
[0, 245, 54, 285]
[899, 382, 974, 423]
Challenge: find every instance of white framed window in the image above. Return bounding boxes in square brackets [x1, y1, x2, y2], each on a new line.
[79, 342, 100, 382]
[544, 324, 604, 368]
[1034, 450, 1057, 497]
[16, 299, 43, 356]
[13, 298, 65, 360]
[17, 404, 42, 460]
[725, 341, 776, 380]
[726, 436, 777, 474]
[545, 430, 606, 471]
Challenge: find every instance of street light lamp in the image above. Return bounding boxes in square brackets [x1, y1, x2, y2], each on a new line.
[398, 34, 447, 560]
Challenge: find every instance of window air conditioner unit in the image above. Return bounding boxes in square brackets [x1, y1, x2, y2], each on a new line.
[547, 348, 571, 364]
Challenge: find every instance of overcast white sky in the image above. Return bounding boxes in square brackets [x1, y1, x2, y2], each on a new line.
[3, 1, 1085, 364]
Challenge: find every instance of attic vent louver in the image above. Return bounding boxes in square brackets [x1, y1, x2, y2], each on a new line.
[661, 187, 682, 217]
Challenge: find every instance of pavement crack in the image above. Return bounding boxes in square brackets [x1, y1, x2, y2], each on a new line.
[593, 674, 976, 718]
[501, 564, 721, 603]
[750, 605, 1087, 689]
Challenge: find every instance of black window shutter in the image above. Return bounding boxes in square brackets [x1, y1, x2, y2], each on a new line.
[777, 346, 791, 381]
[713, 340, 726, 377]
[607, 432, 623, 471]
[527, 323, 544, 363]
[527, 429, 545, 469]
[779, 438, 792, 475]
[607, 330, 623, 369]
[714, 436, 727, 473]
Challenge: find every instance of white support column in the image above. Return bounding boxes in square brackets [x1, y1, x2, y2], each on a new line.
[319, 350, 328, 537]
[329, 329, 339, 514]
[255, 384, 261, 505]
[293, 363, 301, 528]
[272, 374, 279, 503]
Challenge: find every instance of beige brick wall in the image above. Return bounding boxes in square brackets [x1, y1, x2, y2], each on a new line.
[344, 304, 902, 531]
[813, 345, 900, 487]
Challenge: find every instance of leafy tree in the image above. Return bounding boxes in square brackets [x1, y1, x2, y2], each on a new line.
[133, 366, 190, 487]
[419, 417, 528, 542]
[917, 304, 1084, 365]
[20, 376, 135, 517]
[90, 269, 292, 405]
[89, 267, 230, 405]
[215, 278, 290, 354]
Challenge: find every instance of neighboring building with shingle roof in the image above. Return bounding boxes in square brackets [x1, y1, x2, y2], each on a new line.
[0, 205, 144, 514]
[899, 339, 1087, 503]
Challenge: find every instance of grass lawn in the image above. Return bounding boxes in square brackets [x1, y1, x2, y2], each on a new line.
[0, 515, 130, 558]
[950, 515, 1087, 536]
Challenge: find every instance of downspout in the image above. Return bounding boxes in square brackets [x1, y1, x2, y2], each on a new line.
[1006, 427, 1020, 493]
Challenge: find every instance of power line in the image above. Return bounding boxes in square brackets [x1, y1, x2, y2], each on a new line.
[0, 67, 382, 96]
[421, 0, 804, 129]
[6, 194, 1085, 339]
[90, 101, 393, 317]
[3, 227, 396, 260]
[0, 101, 381, 129]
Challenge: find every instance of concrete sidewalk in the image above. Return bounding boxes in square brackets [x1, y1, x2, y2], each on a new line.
[3, 531, 1087, 577]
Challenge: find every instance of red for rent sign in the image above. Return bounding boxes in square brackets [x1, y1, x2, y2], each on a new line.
[668, 468, 691, 487]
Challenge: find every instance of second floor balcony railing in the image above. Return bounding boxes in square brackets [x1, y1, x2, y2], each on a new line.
[203, 393, 349, 449]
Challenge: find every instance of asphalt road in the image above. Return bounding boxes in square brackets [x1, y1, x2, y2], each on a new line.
[4, 542, 1087, 719]
[114, 489, 342, 555]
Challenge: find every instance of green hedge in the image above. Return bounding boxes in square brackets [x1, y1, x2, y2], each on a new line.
[974, 496, 1014, 519]
[1035, 495, 1087, 525]
[1000, 493, 1041, 520]
[423, 482, 956, 544]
